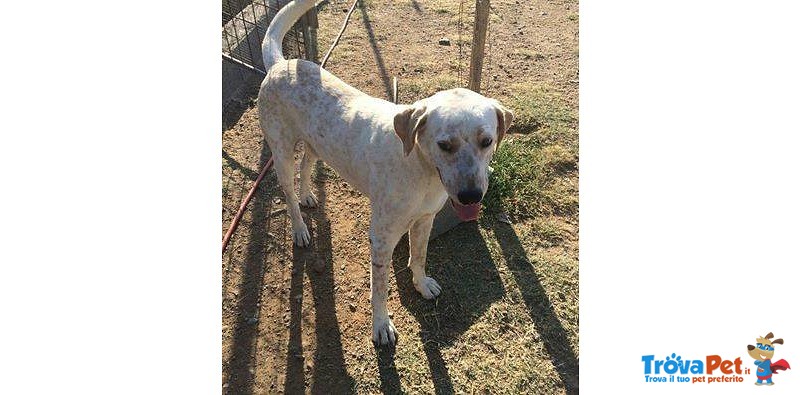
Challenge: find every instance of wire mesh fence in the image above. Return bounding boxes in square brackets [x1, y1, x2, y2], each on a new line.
[222, 0, 318, 73]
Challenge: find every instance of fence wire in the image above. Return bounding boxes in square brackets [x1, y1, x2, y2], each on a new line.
[222, 0, 314, 73]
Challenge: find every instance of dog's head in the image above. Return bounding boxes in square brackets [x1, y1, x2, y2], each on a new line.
[394, 88, 514, 220]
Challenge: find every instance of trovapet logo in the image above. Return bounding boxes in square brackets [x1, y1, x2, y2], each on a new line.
[640, 331, 792, 385]
[641, 354, 746, 384]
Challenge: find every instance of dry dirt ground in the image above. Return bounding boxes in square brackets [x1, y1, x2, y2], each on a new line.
[222, 0, 578, 393]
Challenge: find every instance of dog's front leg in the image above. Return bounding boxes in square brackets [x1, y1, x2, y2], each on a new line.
[409, 214, 441, 299]
[369, 225, 400, 346]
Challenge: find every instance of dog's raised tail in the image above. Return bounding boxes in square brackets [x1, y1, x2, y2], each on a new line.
[262, 0, 317, 70]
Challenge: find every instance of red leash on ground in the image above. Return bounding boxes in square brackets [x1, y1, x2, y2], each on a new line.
[222, 157, 274, 252]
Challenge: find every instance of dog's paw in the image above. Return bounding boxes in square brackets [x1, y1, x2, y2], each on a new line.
[299, 192, 319, 208]
[414, 276, 442, 300]
[292, 224, 311, 247]
[372, 316, 398, 346]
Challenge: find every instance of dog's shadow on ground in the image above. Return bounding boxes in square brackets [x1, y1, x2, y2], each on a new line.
[378, 217, 579, 394]
[224, 144, 277, 394]
[379, 220, 504, 394]
[491, 222, 579, 394]
[285, 160, 357, 393]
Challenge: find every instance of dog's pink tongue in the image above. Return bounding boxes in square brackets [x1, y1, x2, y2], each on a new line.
[452, 200, 481, 221]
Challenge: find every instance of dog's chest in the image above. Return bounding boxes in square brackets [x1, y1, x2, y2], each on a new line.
[419, 189, 448, 216]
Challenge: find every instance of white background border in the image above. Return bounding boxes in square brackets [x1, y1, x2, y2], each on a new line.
[581, 1, 799, 393]
[3, 1, 219, 393]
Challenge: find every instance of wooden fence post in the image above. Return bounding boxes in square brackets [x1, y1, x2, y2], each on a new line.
[469, 0, 490, 93]
[303, 6, 319, 63]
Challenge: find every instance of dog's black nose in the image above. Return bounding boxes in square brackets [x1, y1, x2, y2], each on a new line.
[457, 189, 483, 205]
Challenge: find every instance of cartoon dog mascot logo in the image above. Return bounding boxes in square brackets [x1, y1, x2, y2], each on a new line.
[747, 332, 791, 385]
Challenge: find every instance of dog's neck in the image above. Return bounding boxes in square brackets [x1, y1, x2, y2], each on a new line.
[411, 147, 447, 194]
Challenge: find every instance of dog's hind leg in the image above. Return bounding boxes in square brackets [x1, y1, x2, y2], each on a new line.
[272, 144, 311, 247]
[298, 143, 319, 208]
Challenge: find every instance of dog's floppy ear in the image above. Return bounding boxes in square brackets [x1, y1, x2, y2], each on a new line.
[394, 105, 427, 156]
[772, 338, 784, 345]
[492, 101, 514, 146]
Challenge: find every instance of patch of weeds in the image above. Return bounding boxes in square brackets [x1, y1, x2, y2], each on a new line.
[506, 83, 576, 136]
[401, 74, 461, 102]
[530, 218, 566, 247]
[485, 84, 578, 219]
[485, 136, 549, 218]
[513, 49, 546, 61]
[540, 144, 577, 173]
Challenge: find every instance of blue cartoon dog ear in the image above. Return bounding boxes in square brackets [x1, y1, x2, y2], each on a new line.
[772, 338, 784, 345]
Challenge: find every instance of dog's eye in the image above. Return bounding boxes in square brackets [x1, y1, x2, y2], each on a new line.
[480, 137, 493, 148]
[437, 141, 452, 152]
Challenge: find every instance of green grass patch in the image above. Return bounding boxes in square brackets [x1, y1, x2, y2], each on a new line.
[506, 84, 576, 137]
[486, 84, 578, 219]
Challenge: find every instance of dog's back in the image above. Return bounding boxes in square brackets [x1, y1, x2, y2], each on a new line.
[260, 58, 401, 195]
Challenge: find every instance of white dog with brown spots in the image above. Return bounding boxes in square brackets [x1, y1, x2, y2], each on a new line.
[258, 0, 513, 346]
